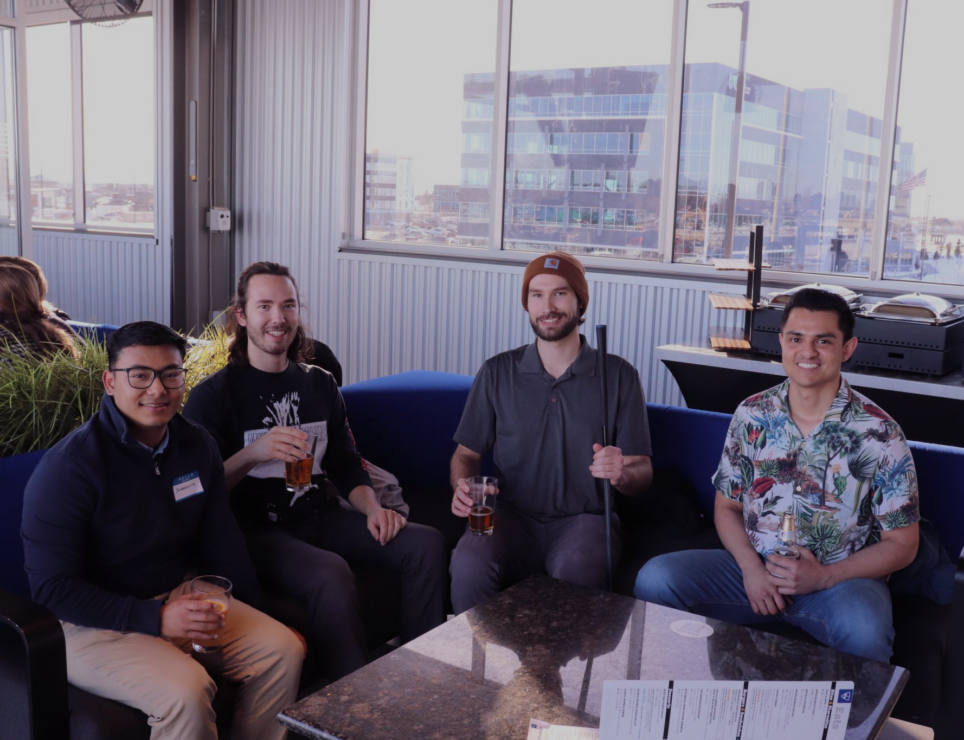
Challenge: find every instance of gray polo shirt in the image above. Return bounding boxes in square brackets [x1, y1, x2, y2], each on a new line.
[455, 336, 652, 519]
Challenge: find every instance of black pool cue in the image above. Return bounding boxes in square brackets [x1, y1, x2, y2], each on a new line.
[595, 324, 613, 591]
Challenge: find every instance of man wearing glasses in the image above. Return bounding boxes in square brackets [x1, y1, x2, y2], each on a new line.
[21, 321, 302, 740]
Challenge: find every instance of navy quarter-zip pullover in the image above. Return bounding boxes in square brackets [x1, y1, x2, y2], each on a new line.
[21, 394, 263, 635]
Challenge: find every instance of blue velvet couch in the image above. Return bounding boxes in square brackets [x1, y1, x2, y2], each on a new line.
[1, 370, 960, 737]
[340, 371, 961, 727]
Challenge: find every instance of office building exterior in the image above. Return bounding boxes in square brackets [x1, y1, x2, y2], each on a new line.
[453, 63, 912, 271]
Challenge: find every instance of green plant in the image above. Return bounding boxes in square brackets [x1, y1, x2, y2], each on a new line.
[0, 338, 107, 458]
[0, 321, 234, 458]
[183, 320, 232, 407]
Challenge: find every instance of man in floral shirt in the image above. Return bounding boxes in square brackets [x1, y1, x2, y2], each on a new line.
[634, 288, 920, 662]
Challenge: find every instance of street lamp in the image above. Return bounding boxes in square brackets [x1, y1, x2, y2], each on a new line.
[708, 1, 749, 259]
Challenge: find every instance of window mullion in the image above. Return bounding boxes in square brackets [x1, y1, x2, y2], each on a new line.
[14, 20, 33, 258]
[351, 0, 369, 243]
[870, 0, 908, 281]
[70, 22, 85, 229]
[487, 0, 511, 253]
[658, 0, 688, 264]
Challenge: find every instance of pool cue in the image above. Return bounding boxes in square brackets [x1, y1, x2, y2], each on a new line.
[595, 324, 613, 591]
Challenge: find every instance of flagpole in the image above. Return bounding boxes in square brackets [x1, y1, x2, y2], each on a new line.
[920, 194, 931, 281]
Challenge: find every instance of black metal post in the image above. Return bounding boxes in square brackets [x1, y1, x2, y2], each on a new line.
[595, 324, 613, 590]
[744, 228, 755, 340]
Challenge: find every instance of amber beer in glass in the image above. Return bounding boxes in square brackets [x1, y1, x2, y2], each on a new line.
[190, 575, 233, 653]
[285, 432, 319, 493]
[467, 476, 498, 535]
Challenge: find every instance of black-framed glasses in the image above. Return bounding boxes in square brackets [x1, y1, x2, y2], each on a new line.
[109, 366, 186, 390]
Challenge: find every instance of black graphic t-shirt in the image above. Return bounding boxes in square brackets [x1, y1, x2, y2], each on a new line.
[183, 362, 372, 524]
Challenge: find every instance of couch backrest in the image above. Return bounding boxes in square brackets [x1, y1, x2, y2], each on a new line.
[647, 403, 732, 516]
[66, 321, 120, 345]
[342, 370, 477, 490]
[0, 450, 45, 596]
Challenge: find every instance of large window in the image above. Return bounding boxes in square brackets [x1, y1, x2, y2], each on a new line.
[27, 24, 73, 225]
[364, 0, 498, 247]
[675, 0, 890, 276]
[0, 26, 18, 254]
[501, 0, 672, 260]
[358, 1, 964, 291]
[27, 17, 154, 231]
[82, 19, 155, 228]
[883, 1, 964, 286]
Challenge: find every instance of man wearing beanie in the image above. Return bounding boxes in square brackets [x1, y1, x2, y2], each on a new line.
[449, 252, 653, 612]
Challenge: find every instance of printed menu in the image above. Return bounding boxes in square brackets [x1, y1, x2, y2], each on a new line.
[599, 680, 854, 740]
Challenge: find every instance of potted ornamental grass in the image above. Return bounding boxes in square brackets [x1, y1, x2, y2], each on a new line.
[0, 322, 231, 459]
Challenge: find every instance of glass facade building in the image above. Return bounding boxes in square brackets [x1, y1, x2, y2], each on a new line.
[452, 63, 911, 273]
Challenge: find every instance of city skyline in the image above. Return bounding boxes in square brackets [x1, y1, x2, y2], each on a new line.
[366, 0, 963, 224]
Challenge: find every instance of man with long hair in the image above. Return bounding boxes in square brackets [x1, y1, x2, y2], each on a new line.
[184, 261, 447, 680]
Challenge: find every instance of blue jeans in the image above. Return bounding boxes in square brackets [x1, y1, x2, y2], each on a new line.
[633, 549, 894, 663]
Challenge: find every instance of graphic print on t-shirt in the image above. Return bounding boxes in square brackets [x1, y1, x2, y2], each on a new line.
[242, 390, 329, 479]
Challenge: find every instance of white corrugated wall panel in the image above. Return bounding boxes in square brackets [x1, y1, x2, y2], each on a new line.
[234, 0, 348, 332]
[232, 0, 750, 407]
[33, 231, 171, 326]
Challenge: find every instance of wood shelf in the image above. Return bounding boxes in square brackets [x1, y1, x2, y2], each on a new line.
[709, 328, 753, 351]
[706, 225, 765, 353]
[708, 293, 755, 311]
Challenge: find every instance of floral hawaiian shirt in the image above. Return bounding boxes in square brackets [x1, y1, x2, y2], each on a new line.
[713, 378, 920, 565]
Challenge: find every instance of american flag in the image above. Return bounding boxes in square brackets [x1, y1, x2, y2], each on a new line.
[899, 168, 927, 192]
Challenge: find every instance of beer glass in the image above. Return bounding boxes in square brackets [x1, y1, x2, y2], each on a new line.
[467, 476, 497, 535]
[190, 575, 232, 653]
[285, 432, 318, 493]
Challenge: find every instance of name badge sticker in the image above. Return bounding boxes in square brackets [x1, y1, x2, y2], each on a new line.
[173, 471, 204, 502]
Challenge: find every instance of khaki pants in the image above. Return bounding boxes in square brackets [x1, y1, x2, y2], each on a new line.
[62, 581, 303, 740]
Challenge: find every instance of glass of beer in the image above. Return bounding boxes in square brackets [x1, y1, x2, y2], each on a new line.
[285, 432, 318, 493]
[190, 575, 232, 653]
[467, 476, 497, 535]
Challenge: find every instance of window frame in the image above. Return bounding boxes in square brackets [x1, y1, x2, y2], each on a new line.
[347, 0, 964, 298]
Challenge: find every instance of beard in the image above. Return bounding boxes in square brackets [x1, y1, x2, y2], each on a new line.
[247, 325, 296, 357]
[529, 311, 580, 342]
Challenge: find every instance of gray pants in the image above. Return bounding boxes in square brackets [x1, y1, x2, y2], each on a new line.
[450, 506, 620, 614]
[63, 580, 303, 740]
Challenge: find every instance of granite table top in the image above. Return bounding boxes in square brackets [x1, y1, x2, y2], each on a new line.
[279, 575, 907, 740]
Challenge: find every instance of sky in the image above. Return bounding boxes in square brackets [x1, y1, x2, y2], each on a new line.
[366, 0, 964, 222]
[26, 16, 154, 189]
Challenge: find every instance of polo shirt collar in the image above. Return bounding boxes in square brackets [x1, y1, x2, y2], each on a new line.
[571, 335, 597, 376]
[520, 334, 596, 376]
